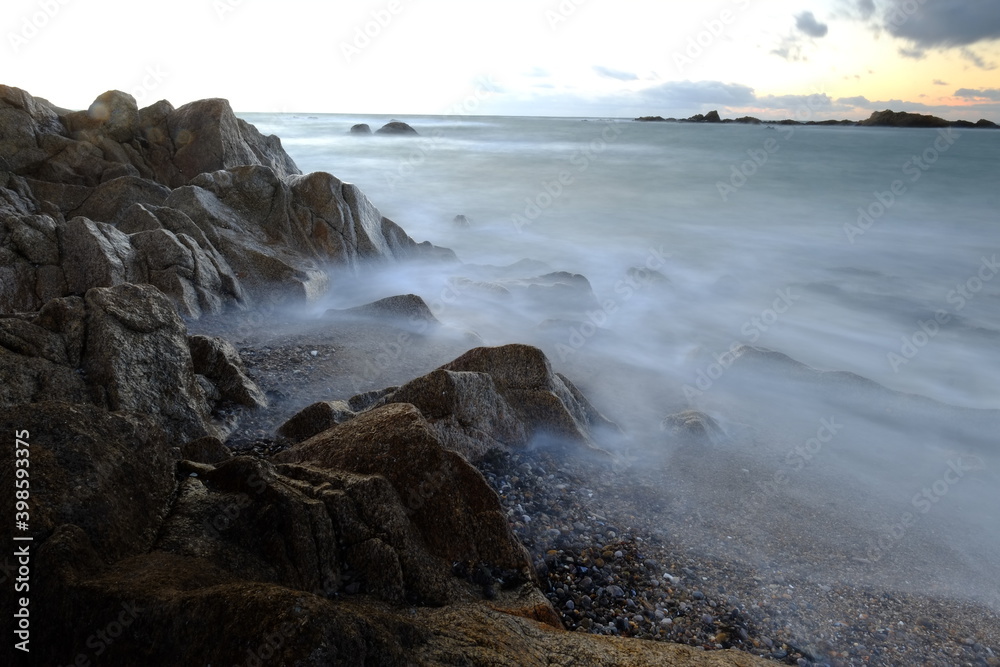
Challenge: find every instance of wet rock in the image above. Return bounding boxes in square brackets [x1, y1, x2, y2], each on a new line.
[376, 121, 419, 135]
[337, 293, 439, 328]
[438, 344, 621, 453]
[350, 123, 372, 134]
[82, 283, 213, 441]
[276, 399, 356, 442]
[378, 368, 528, 461]
[180, 435, 232, 464]
[0, 401, 175, 562]
[275, 403, 533, 573]
[661, 410, 725, 445]
[188, 334, 267, 409]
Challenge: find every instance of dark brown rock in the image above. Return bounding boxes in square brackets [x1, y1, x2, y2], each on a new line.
[168, 98, 301, 186]
[68, 175, 171, 225]
[277, 399, 355, 442]
[438, 344, 620, 452]
[180, 435, 232, 464]
[376, 121, 419, 135]
[0, 401, 175, 562]
[188, 334, 267, 408]
[275, 403, 533, 573]
[377, 369, 528, 461]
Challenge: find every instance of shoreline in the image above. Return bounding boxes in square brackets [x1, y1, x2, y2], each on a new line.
[3, 84, 997, 666]
[196, 307, 1000, 667]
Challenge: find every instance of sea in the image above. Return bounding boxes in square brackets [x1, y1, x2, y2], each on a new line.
[241, 112, 1000, 609]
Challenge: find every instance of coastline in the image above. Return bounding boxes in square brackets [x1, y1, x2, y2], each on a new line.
[2, 84, 998, 666]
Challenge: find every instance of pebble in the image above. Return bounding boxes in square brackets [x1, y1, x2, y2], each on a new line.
[469, 444, 1000, 665]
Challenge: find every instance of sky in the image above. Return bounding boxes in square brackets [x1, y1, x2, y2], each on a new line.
[4, 0, 1000, 121]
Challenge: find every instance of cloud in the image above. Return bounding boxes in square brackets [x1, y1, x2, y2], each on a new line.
[795, 11, 829, 38]
[774, 11, 829, 61]
[856, 0, 876, 20]
[879, 0, 1000, 48]
[959, 47, 997, 70]
[898, 46, 926, 59]
[837, 95, 872, 106]
[933, 79, 949, 85]
[955, 87, 1000, 100]
[636, 80, 757, 107]
[592, 66, 639, 82]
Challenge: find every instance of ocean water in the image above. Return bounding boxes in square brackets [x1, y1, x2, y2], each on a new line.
[241, 112, 1000, 608]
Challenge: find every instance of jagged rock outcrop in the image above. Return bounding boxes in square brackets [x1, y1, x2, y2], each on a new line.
[324, 344, 620, 461]
[188, 334, 268, 409]
[277, 399, 356, 442]
[0, 85, 452, 316]
[0, 284, 254, 442]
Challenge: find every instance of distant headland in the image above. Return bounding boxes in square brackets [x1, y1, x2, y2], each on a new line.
[635, 109, 999, 129]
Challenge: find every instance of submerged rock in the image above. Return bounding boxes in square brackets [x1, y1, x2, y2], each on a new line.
[350, 123, 373, 134]
[376, 120, 419, 135]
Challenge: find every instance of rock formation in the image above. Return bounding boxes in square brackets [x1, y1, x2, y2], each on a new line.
[1, 85, 451, 316]
[376, 120, 419, 135]
[0, 86, 772, 667]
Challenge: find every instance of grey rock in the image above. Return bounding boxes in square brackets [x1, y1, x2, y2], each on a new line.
[188, 334, 267, 409]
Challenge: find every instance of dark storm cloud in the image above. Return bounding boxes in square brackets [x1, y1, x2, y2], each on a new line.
[880, 0, 1000, 48]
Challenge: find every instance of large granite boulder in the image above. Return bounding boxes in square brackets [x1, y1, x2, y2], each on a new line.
[436, 344, 620, 452]
[322, 344, 619, 462]
[0, 285, 239, 442]
[167, 98, 300, 187]
[275, 403, 533, 575]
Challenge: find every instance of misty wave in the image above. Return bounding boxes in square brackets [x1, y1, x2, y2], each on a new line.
[253, 112, 1000, 611]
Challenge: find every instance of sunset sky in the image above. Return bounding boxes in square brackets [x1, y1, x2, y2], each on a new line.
[4, 0, 1000, 121]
